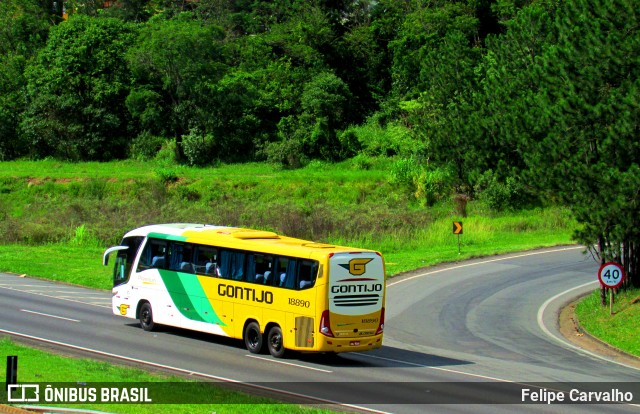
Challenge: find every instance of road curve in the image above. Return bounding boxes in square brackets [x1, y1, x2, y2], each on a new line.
[1, 246, 639, 413]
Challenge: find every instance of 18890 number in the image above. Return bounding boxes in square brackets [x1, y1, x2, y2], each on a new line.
[288, 298, 310, 308]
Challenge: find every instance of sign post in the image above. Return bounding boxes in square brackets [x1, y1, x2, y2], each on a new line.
[6, 355, 17, 394]
[452, 222, 463, 254]
[598, 262, 625, 315]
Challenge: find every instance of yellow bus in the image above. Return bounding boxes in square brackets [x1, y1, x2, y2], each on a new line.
[103, 223, 385, 357]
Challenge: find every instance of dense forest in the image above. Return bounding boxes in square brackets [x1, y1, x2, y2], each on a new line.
[0, 0, 638, 287]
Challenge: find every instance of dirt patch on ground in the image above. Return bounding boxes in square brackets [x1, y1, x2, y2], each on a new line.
[559, 299, 640, 369]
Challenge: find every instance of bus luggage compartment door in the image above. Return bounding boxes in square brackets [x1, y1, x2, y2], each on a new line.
[295, 316, 314, 348]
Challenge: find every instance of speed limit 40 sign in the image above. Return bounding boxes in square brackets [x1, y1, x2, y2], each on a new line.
[598, 262, 625, 288]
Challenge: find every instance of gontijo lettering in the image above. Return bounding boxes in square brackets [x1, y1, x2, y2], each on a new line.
[331, 283, 383, 293]
[218, 283, 274, 304]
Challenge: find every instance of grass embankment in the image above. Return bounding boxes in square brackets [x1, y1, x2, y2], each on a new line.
[0, 338, 329, 414]
[0, 159, 576, 287]
[574, 288, 640, 358]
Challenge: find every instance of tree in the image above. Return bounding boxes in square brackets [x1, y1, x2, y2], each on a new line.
[388, 2, 483, 190]
[528, 0, 640, 288]
[20, 15, 137, 160]
[126, 13, 227, 160]
[99, 0, 154, 22]
[298, 71, 354, 160]
[203, 71, 264, 161]
[459, 1, 558, 205]
[0, 0, 51, 160]
[262, 71, 354, 166]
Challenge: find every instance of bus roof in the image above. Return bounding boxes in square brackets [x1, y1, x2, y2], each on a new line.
[122, 223, 377, 257]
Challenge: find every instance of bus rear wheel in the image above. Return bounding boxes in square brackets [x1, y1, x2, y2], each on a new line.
[267, 325, 286, 358]
[139, 302, 155, 331]
[244, 321, 263, 354]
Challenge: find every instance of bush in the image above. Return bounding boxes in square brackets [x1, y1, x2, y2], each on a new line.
[129, 131, 165, 160]
[474, 170, 526, 211]
[413, 167, 453, 206]
[182, 128, 216, 167]
[261, 138, 308, 169]
[155, 168, 179, 185]
[390, 157, 454, 205]
[390, 157, 420, 188]
[349, 153, 373, 170]
[347, 117, 423, 157]
[155, 139, 178, 166]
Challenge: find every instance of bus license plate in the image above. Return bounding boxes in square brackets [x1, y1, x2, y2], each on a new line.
[350, 341, 360, 346]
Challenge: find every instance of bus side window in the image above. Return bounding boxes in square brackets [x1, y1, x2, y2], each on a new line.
[219, 250, 245, 281]
[298, 260, 317, 290]
[252, 254, 273, 284]
[276, 257, 296, 289]
[196, 245, 219, 276]
[179, 244, 195, 274]
[138, 239, 167, 271]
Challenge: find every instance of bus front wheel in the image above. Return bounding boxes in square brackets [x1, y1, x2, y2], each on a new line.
[139, 302, 155, 331]
[244, 321, 263, 354]
[267, 325, 286, 358]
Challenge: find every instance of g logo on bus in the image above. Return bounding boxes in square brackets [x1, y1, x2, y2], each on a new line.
[119, 304, 130, 315]
[340, 258, 373, 276]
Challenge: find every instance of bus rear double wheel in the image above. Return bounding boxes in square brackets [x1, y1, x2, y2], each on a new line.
[244, 322, 286, 358]
[267, 325, 285, 358]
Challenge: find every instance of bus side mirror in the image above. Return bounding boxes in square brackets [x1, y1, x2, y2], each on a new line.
[103, 246, 129, 266]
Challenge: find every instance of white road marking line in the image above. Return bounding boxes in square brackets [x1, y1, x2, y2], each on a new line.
[0, 329, 388, 414]
[20, 309, 81, 322]
[245, 354, 333, 373]
[355, 353, 640, 408]
[354, 352, 510, 382]
[383, 245, 640, 375]
[0, 285, 111, 309]
[537, 281, 640, 373]
[387, 246, 585, 287]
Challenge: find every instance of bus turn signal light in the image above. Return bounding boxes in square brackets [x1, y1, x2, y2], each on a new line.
[376, 307, 385, 335]
[320, 310, 334, 337]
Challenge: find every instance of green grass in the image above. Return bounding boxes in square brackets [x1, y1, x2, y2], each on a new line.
[0, 244, 107, 289]
[0, 209, 575, 290]
[574, 288, 640, 357]
[0, 158, 577, 286]
[0, 338, 330, 413]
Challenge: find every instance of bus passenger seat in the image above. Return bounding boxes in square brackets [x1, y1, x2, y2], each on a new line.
[263, 271, 271, 284]
[151, 256, 165, 268]
[300, 280, 311, 289]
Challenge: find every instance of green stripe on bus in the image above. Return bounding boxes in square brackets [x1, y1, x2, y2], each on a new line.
[159, 270, 225, 326]
[148, 232, 188, 242]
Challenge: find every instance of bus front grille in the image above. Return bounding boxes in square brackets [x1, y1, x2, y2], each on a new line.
[332, 294, 379, 307]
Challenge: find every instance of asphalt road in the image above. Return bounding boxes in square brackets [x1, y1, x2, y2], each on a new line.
[1, 246, 639, 413]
